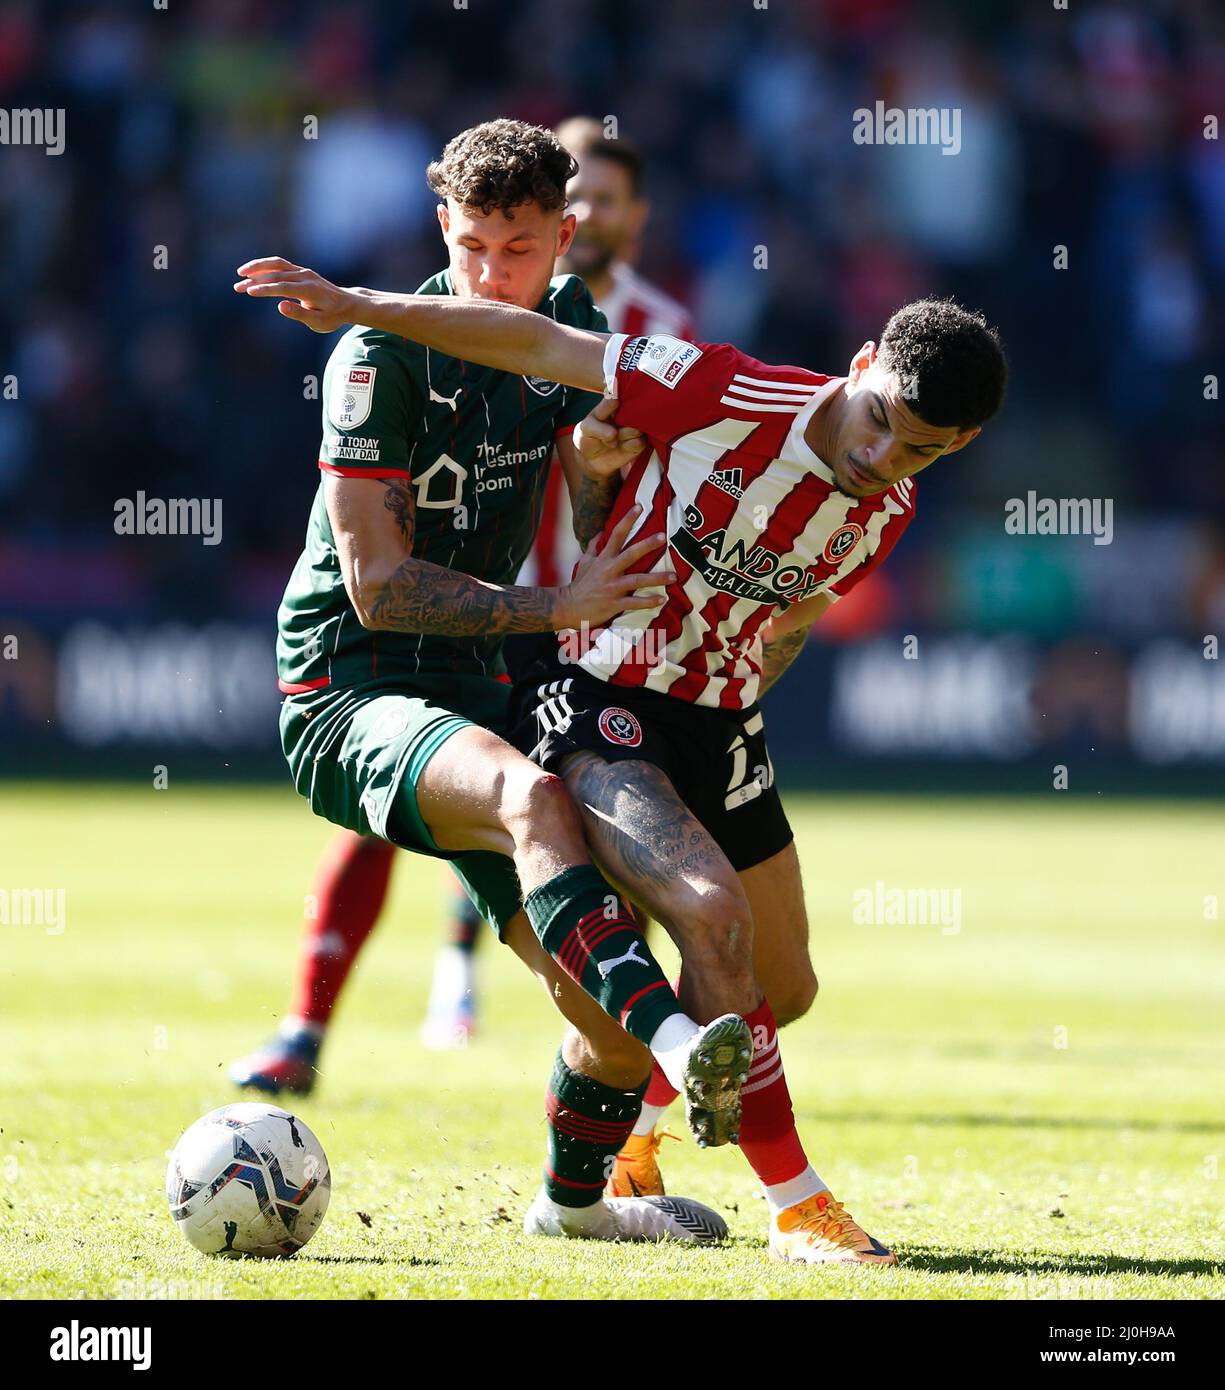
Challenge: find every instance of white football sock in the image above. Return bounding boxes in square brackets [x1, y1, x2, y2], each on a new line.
[535, 1191, 609, 1233]
[426, 944, 475, 1016]
[764, 1166, 826, 1214]
[631, 1101, 670, 1137]
[648, 1015, 701, 1093]
[281, 1016, 324, 1041]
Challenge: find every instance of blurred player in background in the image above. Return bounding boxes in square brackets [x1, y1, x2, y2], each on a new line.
[520, 117, 695, 591]
[232, 119, 697, 1091]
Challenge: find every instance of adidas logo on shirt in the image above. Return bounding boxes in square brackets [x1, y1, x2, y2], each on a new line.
[707, 466, 744, 500]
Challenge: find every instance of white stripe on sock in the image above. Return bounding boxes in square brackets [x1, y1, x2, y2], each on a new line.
[741, 1057, 786, 1096]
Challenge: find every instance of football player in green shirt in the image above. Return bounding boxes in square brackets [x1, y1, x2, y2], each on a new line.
[237, 121, 749, 1245]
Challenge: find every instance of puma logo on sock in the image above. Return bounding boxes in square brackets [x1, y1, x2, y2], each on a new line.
[597, 940, 651, 979]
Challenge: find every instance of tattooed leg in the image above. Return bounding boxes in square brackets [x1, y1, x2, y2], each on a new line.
[559, 752, 761, 1022]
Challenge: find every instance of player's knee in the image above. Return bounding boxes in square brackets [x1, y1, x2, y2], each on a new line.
[771, 968, 818, 1026]
[500, 765, 577, 839]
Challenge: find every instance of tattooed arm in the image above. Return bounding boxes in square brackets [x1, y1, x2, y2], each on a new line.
[324, 474, 672, 637]
[557, 396, 649, 548]
[556, 434, 622, 549]
[570, 472, 621, 549]
[755, 591, 835, 696]
[757, 626, 809, 696]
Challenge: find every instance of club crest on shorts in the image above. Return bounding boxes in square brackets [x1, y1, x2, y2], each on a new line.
[373, 702, 410, 740]
[598, 706, 642, 747]
[329, 365, 377, 430]
[823, 521, 864, 564]
[523, 374, 559, 397]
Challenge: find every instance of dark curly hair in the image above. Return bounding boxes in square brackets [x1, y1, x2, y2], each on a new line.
[426, 119, 577, 217]
[877, 298, 1007, 430]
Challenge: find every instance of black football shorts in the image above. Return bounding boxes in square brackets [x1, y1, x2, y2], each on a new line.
[505, 638, 793, 873]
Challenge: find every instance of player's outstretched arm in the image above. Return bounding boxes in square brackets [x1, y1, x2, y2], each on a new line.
[234, 257, 609, 393]
[325, 474, 673, 637]
[756, 592, 833, 695]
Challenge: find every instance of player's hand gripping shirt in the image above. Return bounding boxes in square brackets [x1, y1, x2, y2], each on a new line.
[518, 262, 695, 588]
[567, 333, 916, 710]
[276, 272, 606, 691]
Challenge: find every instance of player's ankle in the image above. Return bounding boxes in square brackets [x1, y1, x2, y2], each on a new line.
[281, 1016, 325, 1041]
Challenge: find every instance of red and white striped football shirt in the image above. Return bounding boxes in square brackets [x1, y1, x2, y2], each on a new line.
[566, 333, 916, 710]
[519, 265, 694, 587]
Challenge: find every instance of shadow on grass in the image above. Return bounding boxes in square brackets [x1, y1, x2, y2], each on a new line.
[898, 1247, 1223, 1279]
[802, 1110, 1225, 1135]
[300, 1254, 441, 1268]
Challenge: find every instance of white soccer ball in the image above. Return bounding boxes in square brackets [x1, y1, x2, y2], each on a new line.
[166, 1103, 331, 1258]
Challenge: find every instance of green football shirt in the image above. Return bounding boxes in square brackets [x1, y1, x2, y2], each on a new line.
[277, 271, 606, 689]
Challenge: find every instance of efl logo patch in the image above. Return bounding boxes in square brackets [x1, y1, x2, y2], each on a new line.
[329, 365, 377, 431]
[635, 336, 702, 390]
[598, 707, 643, 747]
[823, 522, 864, 564]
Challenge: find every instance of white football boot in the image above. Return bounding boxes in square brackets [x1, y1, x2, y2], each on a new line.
[523, 1189, 727, 1244]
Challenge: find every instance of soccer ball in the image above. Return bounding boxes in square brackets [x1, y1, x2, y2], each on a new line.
[166, 1103, 331, 1258]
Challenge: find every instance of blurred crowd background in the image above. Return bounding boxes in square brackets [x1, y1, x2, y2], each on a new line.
[1, 0, 1223, 784]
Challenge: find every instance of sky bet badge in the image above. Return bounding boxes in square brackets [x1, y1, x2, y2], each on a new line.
[329, 365, 377, 430]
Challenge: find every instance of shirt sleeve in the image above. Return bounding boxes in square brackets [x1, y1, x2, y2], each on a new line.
[600, 333, 742, 438]
[318, 333, 420, 478]
[551, 278, 610, 438]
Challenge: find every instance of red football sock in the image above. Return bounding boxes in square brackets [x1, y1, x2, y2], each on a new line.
[644, 1062, 680, 1109]
[290, 831, 396, 1026]
[737, 998, 810, 1186]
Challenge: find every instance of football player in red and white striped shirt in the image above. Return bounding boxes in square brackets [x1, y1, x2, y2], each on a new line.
[246, 265, 1006, 1264]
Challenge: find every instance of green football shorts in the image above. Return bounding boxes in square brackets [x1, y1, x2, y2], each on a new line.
[279, 673, 523, 937]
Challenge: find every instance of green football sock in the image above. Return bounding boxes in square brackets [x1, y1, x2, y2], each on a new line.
[543, 1050, 647, 1208]
[523, 864, 683, 1048]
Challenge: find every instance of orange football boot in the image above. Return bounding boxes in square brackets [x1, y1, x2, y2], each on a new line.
[606, 1129, 680, 1198]
[770, 1189, 898, 1265]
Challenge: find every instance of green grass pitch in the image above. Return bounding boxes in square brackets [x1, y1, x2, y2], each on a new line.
[2, 783, 1222, 1300]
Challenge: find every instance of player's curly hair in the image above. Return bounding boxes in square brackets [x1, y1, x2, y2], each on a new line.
[877, 298, 1007, 430]
[426, 119, 577, 217]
